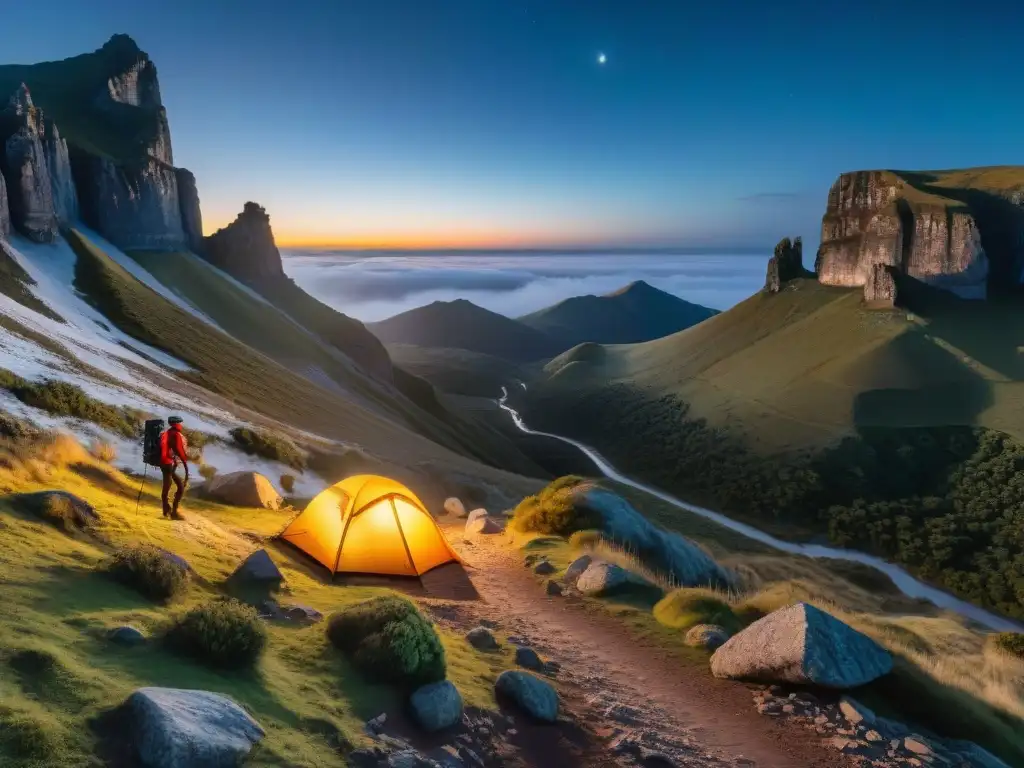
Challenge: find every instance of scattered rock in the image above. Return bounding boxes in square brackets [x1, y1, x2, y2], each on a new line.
[465, 627, 499, 650]
[444, 498, 466, 517]
[365, 713, 388, 736]
[204, 471, 283, 510]
[710, 602, 893, 688]
[409, 681, 463, 732]
[903, 736, 933, 756]
[576, 562, 632, 595]
[532, 560, 556, 576]
[126, 687, 265, 767]
[258, 600, 322, 624]
[839, 696, 876, 727]
[683, 624, 730, 651]
[563, 554, 593, 584]
[464, 511, 501, 536]
[545, 580, 563, 596]
[466, 508, 488, 526]
[864, 730, 883, 743]
[229, 549, 283, 584]
[108, 625, 146, 646]
[514, 646, 544, 671]
[494, 671, 558, 722]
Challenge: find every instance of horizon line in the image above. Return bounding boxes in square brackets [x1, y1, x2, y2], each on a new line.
[276, 243, 772, 255]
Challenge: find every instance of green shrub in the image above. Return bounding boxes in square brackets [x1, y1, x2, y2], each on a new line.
[14, 492, 96, 532]
[653, 588, 740, 633]
[183, 428, 216, 462]
[280, 474, 296, 494]
[990, 632, 1024, 660]
[511, 477, 599, 537]
[89, 439, 117, 463]
[107, 544, 190, 603]
[198, 464, 218, 482]
[166, 599, 267, 669]
[229, 427, 305, 470]
[327, 595, 445, 688]
[0, 369, 143, 438]
[568, 529, 603, 549]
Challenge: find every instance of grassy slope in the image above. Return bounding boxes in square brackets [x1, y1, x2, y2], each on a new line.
[0, 243, 64, 322]
[518, 280, 718, 348]
[0, 36, 156, 162]
[122, 247, 543, 476]
[386, 344, 525, 398]
[0, 438, 512, 766]
[370, 300, 566, 363]
[542, 278, 1024, 453]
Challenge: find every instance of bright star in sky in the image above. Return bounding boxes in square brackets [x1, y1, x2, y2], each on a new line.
[597, 52, 607, 65]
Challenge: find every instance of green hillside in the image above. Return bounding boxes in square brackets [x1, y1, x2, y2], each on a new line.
[386, 344, 526, 398]
[519, 279, 717, 348]
[370, 299, 566, 363]
[521, 278, 1024, 619]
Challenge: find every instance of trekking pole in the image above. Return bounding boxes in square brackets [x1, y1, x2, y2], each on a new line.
[135, 464, 148, 517]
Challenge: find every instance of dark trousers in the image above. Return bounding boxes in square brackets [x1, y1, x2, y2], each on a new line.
[161, 463, 185, 518]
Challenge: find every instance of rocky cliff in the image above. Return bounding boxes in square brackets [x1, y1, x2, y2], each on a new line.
[202, 203, 393, 382]
[813, 169, 1024, 300]
[0, 34, 202, 253]
[764, 236, 807, 293]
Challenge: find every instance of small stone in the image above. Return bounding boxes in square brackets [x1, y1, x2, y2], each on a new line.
[514, 646, 544, 671]
[466, 627, 498, 650]
[839, 696, 876, 727]
[494, 671, 559, 722]
[903, 737, 933, 756]
[684, 624, 731, 651]
[365, 713, 387, 735]
[831, 737, 852, 752]
[545, 580, 563, 596]
[865, 730, 883, 743]
[108, 625, 146, 646]
[409, 680, 464, 732]
[533, 560, 556, 575]
[814, 715, 829, 725]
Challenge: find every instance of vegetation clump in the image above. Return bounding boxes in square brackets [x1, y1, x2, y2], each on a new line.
[14, 491, 97, 532]
[327, 595, 446, 688]
[653, 588, 741, 633]
[198, 464, 218, 482]
[280, 473, 296, 494]
[229, 427, 306, 470]
[511, 476, 601, 537]
[106, 544, 191, 603]
[990, 632, 1024, 660]
[0, 707, 62, 760]
[166, 598, 267, 670]
[0, 369, 144, 438]
[568, 529, 603, 549]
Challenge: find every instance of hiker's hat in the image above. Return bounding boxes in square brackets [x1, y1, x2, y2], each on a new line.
[168, 416, 184, 425]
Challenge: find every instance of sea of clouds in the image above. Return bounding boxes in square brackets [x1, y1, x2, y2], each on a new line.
[282, 251, 767, 322]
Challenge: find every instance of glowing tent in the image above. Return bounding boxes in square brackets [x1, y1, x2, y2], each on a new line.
[279, 474, 462, 577]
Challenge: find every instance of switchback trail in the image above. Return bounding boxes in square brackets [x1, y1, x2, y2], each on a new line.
[437, 521, 850, 768]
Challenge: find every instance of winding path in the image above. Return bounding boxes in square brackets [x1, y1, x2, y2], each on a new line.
[497, 387, 1023, 633]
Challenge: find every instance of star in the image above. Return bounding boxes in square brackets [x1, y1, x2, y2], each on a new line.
[597, 52, 607, 65]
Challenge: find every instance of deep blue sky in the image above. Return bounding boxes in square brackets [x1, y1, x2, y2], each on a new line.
[0, 1, 1020, 248]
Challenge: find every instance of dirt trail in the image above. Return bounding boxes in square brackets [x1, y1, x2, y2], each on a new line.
[437, 521, 851, 768]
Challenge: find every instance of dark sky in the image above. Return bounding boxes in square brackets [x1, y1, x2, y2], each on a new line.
[1, 1, 1020, 249]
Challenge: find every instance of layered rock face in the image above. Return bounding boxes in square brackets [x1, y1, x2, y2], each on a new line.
[0, 85, 58, 241]
[43, 120, 78, 225]
[203, 203, 286, 284]
[0, 170, 9, 236]
[175, 168, 204, 254]
[863, 264, 897, 305]
[764, 236, 805, 293]
[816, 171, 989, 299]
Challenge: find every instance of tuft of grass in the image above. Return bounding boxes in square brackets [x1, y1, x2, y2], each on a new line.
[653, 588, 741, 633]
[17, 491, 96, 532]
[510, 476, 599, 537]
[89, 439, 117, 463]
[990, 633, 1024, 660]
[327, 595, 446, 689]
[0, 368, 143, 438]
[568, 529, 603, 549]
[198, 464, 218, 482]
[0, 707, 63, 760]
[229, 427, 305, 470]
[106, 544, 191, 603]
[279, 473, 296, 494]
[166, 598, 267, 670]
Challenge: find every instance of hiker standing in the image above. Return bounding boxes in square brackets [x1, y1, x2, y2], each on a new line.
[159, 416, 190, 520]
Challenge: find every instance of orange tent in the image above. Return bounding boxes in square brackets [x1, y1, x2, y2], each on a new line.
[279, 474, 461, 577]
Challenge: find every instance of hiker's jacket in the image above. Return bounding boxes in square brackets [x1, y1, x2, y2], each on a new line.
[159, 426, 189, 466]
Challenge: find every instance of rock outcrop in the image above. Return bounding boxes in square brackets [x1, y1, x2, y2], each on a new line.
[863, 263, 897, 305]
[0, 85, 58, 241]
[203, 203, 286, 286]
[0, 168, 9, 236]
[710, 602, 892, 688]
[43, 120, 78, 226]
[764, 237, 806, 293]
[204, 471, 283, 509]
[815, 170, 990, 298]
[175, 168, 204, 254]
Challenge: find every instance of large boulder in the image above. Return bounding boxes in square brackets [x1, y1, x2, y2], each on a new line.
[205, 472, 282, 509]
[409, 680, 463, 732]
[126, 687, 265, 767]
[575, 562, 632, 595]
[563, 554, 593, 584]
[494, 671, 558, 722]
[710, 603, 893, 688]
[230, 549, 283, 585]
[578, 489, 733, 589]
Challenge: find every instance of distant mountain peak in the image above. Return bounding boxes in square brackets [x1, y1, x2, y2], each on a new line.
[609, 279, 656, 297]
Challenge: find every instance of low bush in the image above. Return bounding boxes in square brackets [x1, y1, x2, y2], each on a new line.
[568, 529, 603, 549]
[183, 428, 216, 462]
[106, 544, 190, 603]
[327, 595, 446, 688]
[14, 491, 97, 532]
[89, 439, 117, 463]
[166, 598, 267, 670]
[0, 369, 143, 438]
[653, 588, 740, 633]
[990, 632, 1024, 660]
[198, 464, 218, 482]
[229, 427, 306, 470]
[510, 476, 600, 537]
[280, 474, 296, 494]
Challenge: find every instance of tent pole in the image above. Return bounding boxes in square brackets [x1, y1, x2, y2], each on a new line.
[390, 496, 418, 576]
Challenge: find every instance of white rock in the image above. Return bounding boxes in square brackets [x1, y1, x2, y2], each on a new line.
[444, 497, 465, 516]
